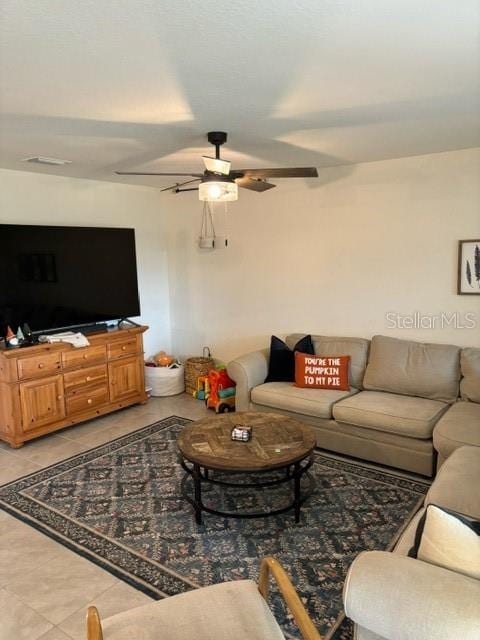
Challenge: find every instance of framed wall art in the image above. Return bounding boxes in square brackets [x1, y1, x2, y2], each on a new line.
[458, 239, 480, 295]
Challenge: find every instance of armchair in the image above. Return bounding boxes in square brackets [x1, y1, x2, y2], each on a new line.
[86, 557, 322, 640]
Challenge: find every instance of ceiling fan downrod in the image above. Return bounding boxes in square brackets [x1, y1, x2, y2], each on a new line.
[207, 131, 228, 160]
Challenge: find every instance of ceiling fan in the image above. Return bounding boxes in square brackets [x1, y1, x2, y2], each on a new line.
[115, 131, 319, 202]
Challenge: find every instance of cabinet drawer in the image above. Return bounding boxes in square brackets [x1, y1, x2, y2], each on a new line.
[62, 344, 106, 369]
[107, 337, 139, 360]
[64, 364, 108, 392]
[65, 384, 109, 415]
[17, 353, 62, 380]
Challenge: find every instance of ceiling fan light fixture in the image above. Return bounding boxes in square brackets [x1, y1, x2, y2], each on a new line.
[116, 131, 318, 200]
[202, 156, 231, 175]
[198, 179, 238, 202]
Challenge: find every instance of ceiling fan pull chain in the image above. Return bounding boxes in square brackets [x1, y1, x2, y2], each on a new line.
[224, 202, 229, 247]
[199, 201, 217, 248]
[199, 201, 207, 238]
[207, 201, 216, 239]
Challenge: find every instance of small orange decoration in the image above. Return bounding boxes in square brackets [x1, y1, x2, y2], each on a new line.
[154, 351, 174, 367]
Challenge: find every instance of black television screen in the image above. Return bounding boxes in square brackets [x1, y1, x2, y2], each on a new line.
[0, 224, 141, 334]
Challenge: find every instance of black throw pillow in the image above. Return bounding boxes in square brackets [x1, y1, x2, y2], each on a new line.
[265, 335, 315, 383]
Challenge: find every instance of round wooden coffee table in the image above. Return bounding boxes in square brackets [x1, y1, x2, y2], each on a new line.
[177, 411, 316, 524]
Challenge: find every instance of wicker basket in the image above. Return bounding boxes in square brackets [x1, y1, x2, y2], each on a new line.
[185, 356, 214, 395]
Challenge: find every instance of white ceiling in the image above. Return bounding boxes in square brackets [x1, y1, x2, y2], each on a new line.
[0, 0, 479, 188]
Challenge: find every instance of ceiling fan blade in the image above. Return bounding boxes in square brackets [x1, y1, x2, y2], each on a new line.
[235, 177, 277, 192]
[234, 167, 318, 178]
[160, 178, 202, 192]
[115, 171, 204, 177]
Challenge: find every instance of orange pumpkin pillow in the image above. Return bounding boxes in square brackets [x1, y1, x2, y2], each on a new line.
[294, 352, 350, 390]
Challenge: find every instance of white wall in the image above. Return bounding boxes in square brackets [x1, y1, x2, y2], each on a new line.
[2, 149, 479, 365]
[166, 148, 480, 362]
[0, 169, 171, 356]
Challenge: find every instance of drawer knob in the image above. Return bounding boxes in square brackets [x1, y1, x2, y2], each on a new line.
[83, 354, 88, 359]
[86, 376, 91, 382]
[57, 395, 63, 400]
[38, 363, 45, 369]
[122, 346, 127, 351]
[87, 398, 93, 404]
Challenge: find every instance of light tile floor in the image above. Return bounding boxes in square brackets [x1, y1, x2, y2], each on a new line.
[0, 394, 210, 640]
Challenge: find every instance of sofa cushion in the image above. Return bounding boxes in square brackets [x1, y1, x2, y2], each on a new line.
[433, 401, 480, 461]
[426, 446, 480, 519]
[265, 334, 314, 383]
[102, 579, 285, 640]
[251, 382, 358, 419]
[286, 334, 370, 389]
[409, 505, 480, 581]
[460, 347, 480, 403]
[363, 335, 461, 403]
[333, 391, 448, 439]
[294, 352, 350, 390]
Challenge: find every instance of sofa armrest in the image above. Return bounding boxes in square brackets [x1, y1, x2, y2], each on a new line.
[227, 349, 269, 411]
[344, 551, 480, 640]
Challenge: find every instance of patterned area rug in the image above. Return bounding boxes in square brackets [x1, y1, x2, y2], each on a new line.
[0, 416, 428, 639]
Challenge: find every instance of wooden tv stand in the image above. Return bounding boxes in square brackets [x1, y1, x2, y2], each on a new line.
[0, 325, 148, 448]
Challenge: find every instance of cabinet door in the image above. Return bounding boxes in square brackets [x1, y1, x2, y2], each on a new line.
[20, 375, 66, 432]
[109, 356, 143, 402]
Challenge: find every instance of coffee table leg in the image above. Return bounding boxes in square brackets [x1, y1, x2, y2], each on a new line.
[193, 463, 202, 525]
[293, 462, 301, 523]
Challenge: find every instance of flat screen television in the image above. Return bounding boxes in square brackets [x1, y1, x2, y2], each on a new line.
[0, 224, 141, 335]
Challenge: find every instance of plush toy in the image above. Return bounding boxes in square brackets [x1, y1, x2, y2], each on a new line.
[154, 351, 174, 367]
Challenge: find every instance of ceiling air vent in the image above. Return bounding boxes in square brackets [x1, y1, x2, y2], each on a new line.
[21, 156, 72, 166]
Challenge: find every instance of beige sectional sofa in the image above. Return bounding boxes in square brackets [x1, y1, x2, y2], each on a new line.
[343, 445, 480, 639]
[434, 347, 480, 466]
[227, 334, 480, 476]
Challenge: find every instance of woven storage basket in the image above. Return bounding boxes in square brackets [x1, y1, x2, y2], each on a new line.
[185, 356, 214, 395]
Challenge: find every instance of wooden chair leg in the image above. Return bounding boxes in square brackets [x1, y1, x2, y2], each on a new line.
[87, 606, 103, 640]
[258, 557, 322, 640]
